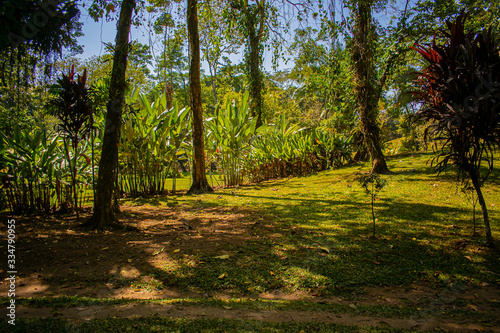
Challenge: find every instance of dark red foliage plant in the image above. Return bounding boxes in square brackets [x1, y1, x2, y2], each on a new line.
[51, 65, 94, 142]
[412, 13, 500, 247]
[49, 65, 94, 219]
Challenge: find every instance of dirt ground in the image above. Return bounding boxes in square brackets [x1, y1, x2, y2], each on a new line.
[1, 201, 499, 331]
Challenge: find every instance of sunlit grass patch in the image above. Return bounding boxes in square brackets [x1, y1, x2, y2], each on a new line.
[279, 266, 329, 291]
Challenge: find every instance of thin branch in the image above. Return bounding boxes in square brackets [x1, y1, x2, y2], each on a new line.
[378, 0, 411, 91]
[284, 0, 306, 11]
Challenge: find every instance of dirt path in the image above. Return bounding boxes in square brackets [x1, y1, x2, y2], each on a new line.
[7, 303, 499, 332]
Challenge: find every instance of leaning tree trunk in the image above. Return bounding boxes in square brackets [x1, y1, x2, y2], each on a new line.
[470, 170, 494, 247]
[82, 0, 135, 229]
[351, 0, 389, 174]
[187, 0, 213, 194]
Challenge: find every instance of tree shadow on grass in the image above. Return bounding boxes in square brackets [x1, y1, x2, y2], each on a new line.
[0, 183, 498, 304]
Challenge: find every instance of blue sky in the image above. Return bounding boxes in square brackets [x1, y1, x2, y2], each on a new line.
[77, 12, 138, 60]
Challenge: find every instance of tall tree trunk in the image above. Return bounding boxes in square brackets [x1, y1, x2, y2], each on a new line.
[470, 170, 494, 247]
[82, 0, 135, 229]
[351, 0, 389, 174]
[248, 23, 263, 128]
[246, 0, 265, 128]
[187, 0, 213, 194]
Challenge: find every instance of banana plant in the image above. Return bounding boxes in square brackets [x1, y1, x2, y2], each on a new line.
[247, 115, 304, 181]
[206, 92, 258, 187]
[119, 90, 191, 197]
[312, 129, 353, 169]
[246, 116, 353, 182]
[160, 101, 191, 193]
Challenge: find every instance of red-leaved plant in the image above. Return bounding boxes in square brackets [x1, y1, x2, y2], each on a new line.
[49, 66, 94, 218]
[412, 13, 500, 247]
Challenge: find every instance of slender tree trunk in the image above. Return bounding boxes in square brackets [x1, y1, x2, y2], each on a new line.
[351, 0, 389, 174]
[163, 17, 173, 110]
[71, 139, 79, 219]
[163, 18, 168, 94]
[208, 62, 218, 105]
[472, 194, 477, 236]
[63, 138, 78, 218]
[91, 128, 95, 208]
[172, 158, 177, 194]
[187, 0, 213, 194]
[470, 171, 494, 247]
[371, 185, 375, 238]
[82, 0, 135, 229]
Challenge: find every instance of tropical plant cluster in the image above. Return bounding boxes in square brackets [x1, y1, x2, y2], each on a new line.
[119, 90, 191, 196]
[246, 118, 353, 183]
[0, 84, 355, 214]
[0, 126, 92, 214]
